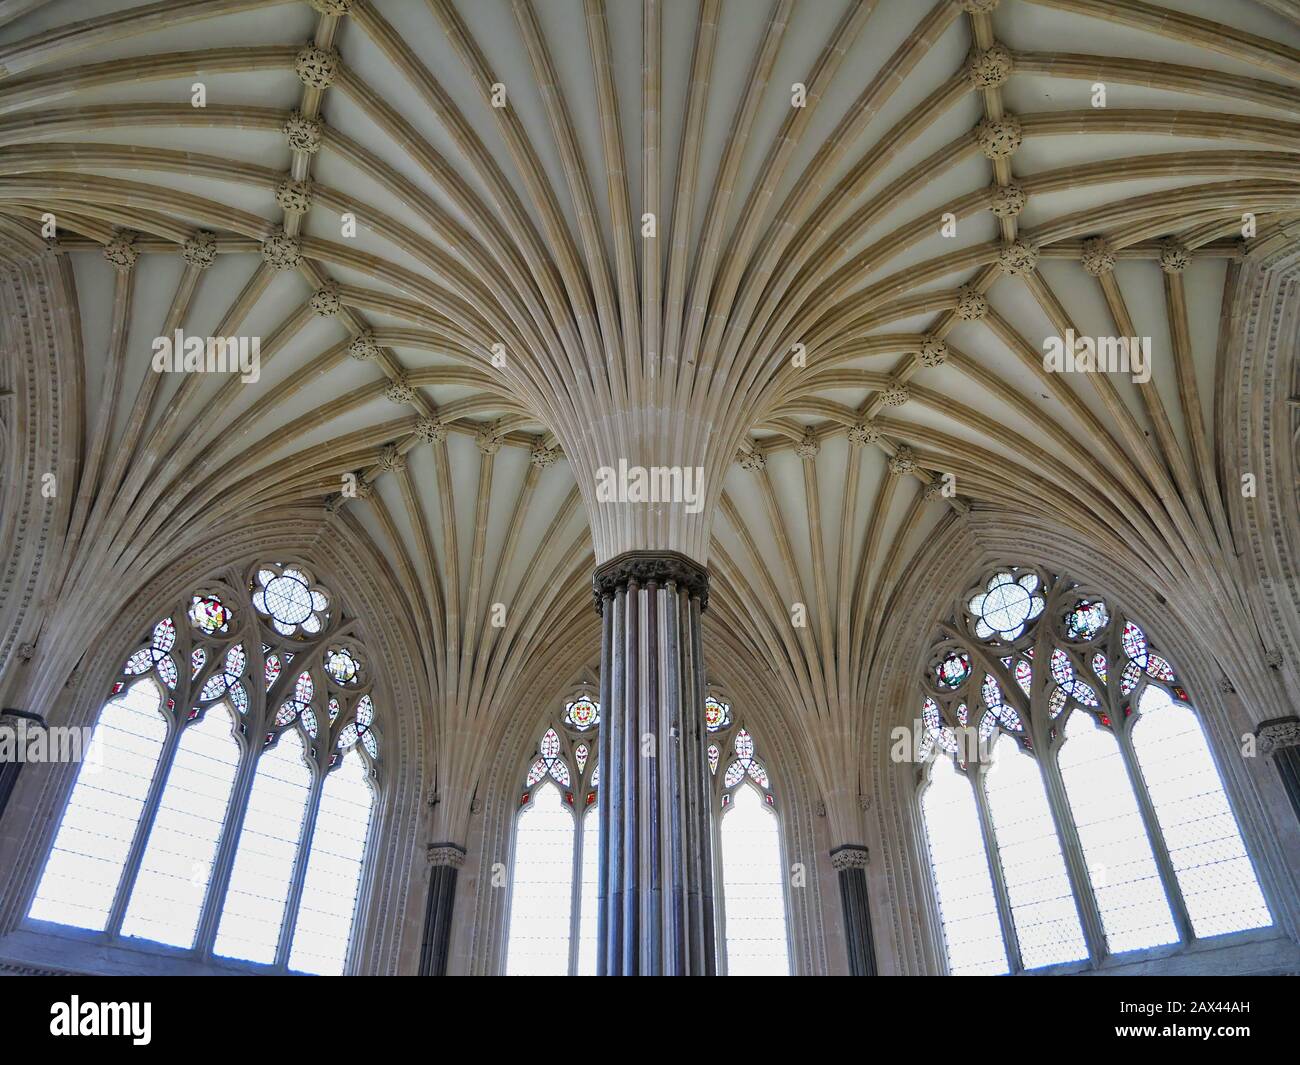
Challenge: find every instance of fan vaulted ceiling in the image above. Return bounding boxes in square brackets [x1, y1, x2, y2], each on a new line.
[1, 0, 1298, 840]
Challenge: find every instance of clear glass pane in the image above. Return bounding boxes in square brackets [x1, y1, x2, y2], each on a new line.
[719, 785, 790, 976]
[505, 782, 574, 975]
[288, 748, 375, 975]
[920, 757, 1009, 975]
[984, 734, 1088, 968]
[576, 806, 599, 975]
[120, 704, 240, 948]
[29, 681, 168, 931]
[213, 729, 313, 964]
[1131, 688, 1270, 937]
[1057, 710, 1178, 954]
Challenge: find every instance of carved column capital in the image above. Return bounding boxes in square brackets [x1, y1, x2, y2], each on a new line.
[426, 842, 466, 868]
[592, 550, 709, 614]
[1256, 716, 1300, 756]
[829, 844, 869, 872]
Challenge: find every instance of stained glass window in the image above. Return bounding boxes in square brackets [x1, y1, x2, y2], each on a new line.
[563, 696, 599, 731]
[28, 565, 383, 973]
[525, 727, 570, 788]
[189, 594, 231, 636]
[918, 566, 1273, 975]
[937, 651, 971, 689]
[324, 647, 361, 685]
[1064, 600, 1108, 642]
[704, 696, 731, 732]
[721, 728, 770, 791]
[507, 695, 790, 976]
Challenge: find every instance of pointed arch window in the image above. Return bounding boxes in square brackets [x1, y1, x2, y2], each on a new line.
[504, 697, 600, 976]
[27, 563, 382, 974]
[710, 709, 791, 976]
[915, 567, 1271, 974]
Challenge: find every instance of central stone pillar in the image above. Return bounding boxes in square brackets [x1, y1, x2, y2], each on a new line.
[593, 551, 716, 975]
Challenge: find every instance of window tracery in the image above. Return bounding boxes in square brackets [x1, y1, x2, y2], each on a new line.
[505, 693, 601, 976]
[707, 699, 790, 976]
[916, 566, 1271, 974]
[28, 562, 382, 974]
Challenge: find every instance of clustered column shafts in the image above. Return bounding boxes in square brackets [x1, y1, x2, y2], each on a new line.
[830, 844, 877, 976]
[419, 842, 466, 976]
[594, 551, 715, 975]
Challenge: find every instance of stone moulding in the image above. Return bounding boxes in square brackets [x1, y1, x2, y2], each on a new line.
[426, 842, 467, 868]
[829, 843, 869, 871]
[1256, 716, 1300, 756]
[591, 549, 710, 614]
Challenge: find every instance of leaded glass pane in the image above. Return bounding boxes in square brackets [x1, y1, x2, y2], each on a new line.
[920, 757, 1008, 975]
[1056, 711, 1178, 954]
[576, 808, 599, 976]
[120, 704, 241, 948]
[505, 783, 574, 975]
[983, 734, 1088, 968]
[29, 681, 168, 931]
[720, 785, 790, 975]
[288, 749, 375, 974]
[1131, 688, 1270, 938]
[213, 730, 313, 964]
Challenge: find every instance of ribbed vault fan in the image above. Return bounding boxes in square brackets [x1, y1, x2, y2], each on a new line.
[0, 0, 1297, 839]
